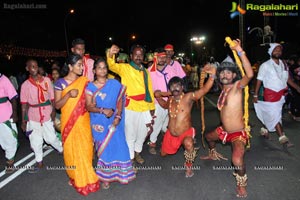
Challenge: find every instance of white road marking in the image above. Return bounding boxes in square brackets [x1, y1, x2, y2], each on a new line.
[0, 144, 49, 178]
[0, 145, 53, 189]
[0, 148, 53, 189]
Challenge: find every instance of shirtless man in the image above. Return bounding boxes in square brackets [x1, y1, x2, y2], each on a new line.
[154, 64, 216, 178]
[200, 39, 253, 198]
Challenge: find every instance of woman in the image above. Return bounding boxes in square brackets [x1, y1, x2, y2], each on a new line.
[85, 57, 136, 189]
[54, 53, 100, 196]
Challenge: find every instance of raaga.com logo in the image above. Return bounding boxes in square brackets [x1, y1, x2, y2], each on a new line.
[230, 2, 246, 19]
[230, 2, 298, 18]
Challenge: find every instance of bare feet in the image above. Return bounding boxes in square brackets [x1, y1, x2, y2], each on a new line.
[283, 141, 294, 148]
[236, 186, 247, 198]
[185, 167, 194, 178]
[233, 173, 248, 198]
[102, 182, 110, 189]
[200, 148, 228, 161]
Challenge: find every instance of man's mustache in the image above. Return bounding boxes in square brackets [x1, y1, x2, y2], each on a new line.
[171, 90, 180, 93]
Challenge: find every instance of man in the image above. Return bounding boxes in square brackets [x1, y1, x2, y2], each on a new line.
[164, 44, 187, 90]
[147, 47, 186, 155]
[0, 73, 19, 173]
[107, 44, 155, 165]
[71, 38, 94, 81]
[20, 59, 63, 173]
[154, 64, 216, 178]
[200, 39, 253, 198]
[253, 43, 300, 147]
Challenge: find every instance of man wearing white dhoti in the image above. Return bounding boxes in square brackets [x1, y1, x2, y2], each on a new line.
[0, 73, 19, 173]
[253, 43, 300, 147]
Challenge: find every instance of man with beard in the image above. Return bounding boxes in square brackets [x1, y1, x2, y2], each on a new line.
[200, 39, 253, 198]
[154, 64, 216, 178]
[253, 43, 300, 147]
[107, 44, 155, 165]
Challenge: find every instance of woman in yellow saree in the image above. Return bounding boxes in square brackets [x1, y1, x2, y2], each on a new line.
[54, 53, 100, 196]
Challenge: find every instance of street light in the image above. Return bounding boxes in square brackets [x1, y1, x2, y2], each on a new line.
[190, 36, 206, 63]
[127, 34, 136, 52]
[64, 9, 75, 56]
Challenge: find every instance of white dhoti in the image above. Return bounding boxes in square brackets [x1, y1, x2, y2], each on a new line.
[27, 120, 63, 162]
[0, 119, 18, 160]
[150, 104, 168, 144]
[254, 96, 285, 132]
[125, 109, 151, 159]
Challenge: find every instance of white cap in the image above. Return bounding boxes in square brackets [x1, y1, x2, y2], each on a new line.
[268, 43, 282, 56]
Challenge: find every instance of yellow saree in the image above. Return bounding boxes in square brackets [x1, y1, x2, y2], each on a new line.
[60, 76, 99, 195]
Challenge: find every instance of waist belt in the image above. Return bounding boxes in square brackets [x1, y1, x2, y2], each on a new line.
[29, 100, 51, 107]
[0, 97, 8, 104]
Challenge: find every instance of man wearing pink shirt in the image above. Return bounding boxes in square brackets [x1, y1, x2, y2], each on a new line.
[20, 59, 63, 173]
[164, 44, 187, 89]
[0, 73, 19, 173]
[147, 47, 186, 154]
[71, 38, 94, 82]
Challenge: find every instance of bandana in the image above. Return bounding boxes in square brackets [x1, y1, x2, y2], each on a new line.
[148, 52, 166, 72]
[164, 44, 174, 51]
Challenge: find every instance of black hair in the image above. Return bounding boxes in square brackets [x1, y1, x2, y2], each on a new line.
[154, 47, 166, 54]
[61, 53, 82, 77]
[217, 61, 241, 82]
[71, 38, 85, 47]
[93, 57, 108, 81]
[168, 76, 184, 90]
[26, 58, 38, 66]
[93, 57, 107, 70]
[130, 44, 146, 55]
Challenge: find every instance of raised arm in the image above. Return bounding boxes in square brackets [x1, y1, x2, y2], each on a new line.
[229, 39, 254, 87]
[193, 64, 216, 100]
[107, 44, 120, 58]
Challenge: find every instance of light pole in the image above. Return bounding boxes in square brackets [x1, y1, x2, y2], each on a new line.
[190, 36, 205, 63]
[64, 9, 75, 56]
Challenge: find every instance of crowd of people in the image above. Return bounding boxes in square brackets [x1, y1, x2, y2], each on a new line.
[1, 37, 300, 198]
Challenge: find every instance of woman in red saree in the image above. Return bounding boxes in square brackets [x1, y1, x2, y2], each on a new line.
[54, 53, 100, 195]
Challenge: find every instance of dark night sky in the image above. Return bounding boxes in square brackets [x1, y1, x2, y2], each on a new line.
[0, 0, 299, 62]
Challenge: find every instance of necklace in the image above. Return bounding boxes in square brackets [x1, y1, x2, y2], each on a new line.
[169, 94, 184, 118]
[217, 87, 231, 110]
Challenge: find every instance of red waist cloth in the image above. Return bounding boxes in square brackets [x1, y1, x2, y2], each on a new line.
[125, 94, 145, 107]
[216, 126, 248, 144]
[162, 127, 195, 154]
[263, 87, 287, 102]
